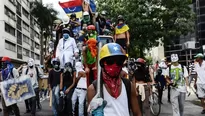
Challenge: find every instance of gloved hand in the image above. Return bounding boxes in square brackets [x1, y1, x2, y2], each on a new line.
[88, 98, 107, 115]
[60, 91, 64, 97]
[187, 86, 191, 97]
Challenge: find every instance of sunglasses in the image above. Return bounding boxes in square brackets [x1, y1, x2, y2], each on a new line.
[104, 56, 125, 66]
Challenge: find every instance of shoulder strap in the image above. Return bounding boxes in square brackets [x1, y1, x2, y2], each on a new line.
[181, 64, 184, 74]
[169, 65, 171, 78]
[121, 77, 131, 112]
[26, 68, 29, 75]
[10, 68, 14, 78]
[35, 67, 40, 78]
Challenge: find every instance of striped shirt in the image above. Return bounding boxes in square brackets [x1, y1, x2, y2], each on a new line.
[189, 63, 196, 75]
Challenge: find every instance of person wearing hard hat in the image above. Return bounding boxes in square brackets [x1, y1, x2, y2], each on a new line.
[81, 11, 93, 30]
[164, 54, 190, 116]
[194, 53, 205, 114]
[55, 28, 79, 69]
[87, 43, 141, 116]
[1, 56, 20, 116]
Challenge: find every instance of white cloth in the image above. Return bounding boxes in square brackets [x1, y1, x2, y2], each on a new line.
[75, 62, 87, 89]
[122, 67, 128, 74]
[195, 61, 205, 84]
[136, 83, 147, 101]
[164, 64, 188, 93]
[56, 37, 79, 68]
[103, 82, 129, 116]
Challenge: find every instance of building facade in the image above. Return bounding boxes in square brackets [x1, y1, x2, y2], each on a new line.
[0, 0, 41, 67]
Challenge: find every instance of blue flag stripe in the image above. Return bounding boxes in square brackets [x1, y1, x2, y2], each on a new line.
[63, 6, 82, 14]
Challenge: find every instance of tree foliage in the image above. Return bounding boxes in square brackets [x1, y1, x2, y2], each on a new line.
[96, 0, 195, 57]
[30, 1, 58, 63]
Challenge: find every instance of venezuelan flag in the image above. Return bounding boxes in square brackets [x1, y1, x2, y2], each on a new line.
[115, 24, 129, 35]
[59, 0, 83, 18]
[90, 0, 96, 13]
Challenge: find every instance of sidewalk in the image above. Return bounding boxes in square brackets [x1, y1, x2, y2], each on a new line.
[160, 89, 203, 116]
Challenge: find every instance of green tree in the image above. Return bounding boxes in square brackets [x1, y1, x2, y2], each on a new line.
[30, 1, 58, 64]
[96, 0, 195, 57]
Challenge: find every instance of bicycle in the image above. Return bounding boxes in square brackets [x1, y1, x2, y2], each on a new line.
[149, 83, 161, 116]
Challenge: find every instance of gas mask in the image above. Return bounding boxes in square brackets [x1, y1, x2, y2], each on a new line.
[63, 33, 69, 40]
[64, 62, 73, 73]
[28, 58, 34, 68]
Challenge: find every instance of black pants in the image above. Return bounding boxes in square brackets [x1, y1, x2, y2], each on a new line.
[1, 96, 20, 116]
[25, 99, 30, 111]
[65, 89, 74, 116]
[168, 85, 171, 102]
[28, 88, 39, 115]
[158, 86, 164, 103]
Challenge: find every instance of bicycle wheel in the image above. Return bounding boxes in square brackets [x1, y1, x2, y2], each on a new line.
[150, 92, 161, 116]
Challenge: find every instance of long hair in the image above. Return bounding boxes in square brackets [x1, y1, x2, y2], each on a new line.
[86, 38, 97, 57]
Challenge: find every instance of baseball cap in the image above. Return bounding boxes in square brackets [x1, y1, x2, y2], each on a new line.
[194, 53, 204, 58]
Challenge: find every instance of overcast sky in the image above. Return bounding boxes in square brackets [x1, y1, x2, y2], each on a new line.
[42, 0, 68, 19]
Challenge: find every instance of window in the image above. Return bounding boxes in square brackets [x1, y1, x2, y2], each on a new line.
[5, 40, 16, 52]
[23, 48, 30, 56]
[23, 21, 29, 31]
[31, 40, 34, 47]
[4, 6, 16, 21]
[22, 8, 29, 18]
[35, 31, 39, 38]
[5, 23, 15, 36]
[35, 53, 40, 60]
[35, 43, 40, 49]
[23, 35, 30, 44]
[31, 52, 34, 58]
[16, 1, 21, 16]
[17, 31, 22, 44]
[23, 0, 29, 6]
[17, 46, 22, 54]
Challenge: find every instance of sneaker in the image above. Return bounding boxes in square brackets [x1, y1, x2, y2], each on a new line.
[168, 100, 171, 103]
[24, 109, 31, 114]
[201, 110, 205, 114]
[0, 108, 2, 112]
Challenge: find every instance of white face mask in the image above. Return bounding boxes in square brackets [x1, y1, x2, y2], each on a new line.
[171, 54, 179, 63]
[28, 59, 34, 67]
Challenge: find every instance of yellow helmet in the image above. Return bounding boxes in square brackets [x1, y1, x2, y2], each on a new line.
[100, 43, 127, 65]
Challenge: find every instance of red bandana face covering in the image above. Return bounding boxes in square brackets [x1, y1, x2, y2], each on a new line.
[102, 64, 122, 98]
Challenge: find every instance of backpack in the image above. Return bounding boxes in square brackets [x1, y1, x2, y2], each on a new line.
[92, 77, 131, 112]
[25, 67, 40, 79]
[169, 64, 184, 77]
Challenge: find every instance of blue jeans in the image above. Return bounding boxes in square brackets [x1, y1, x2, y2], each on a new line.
[52, 85, 60, 116]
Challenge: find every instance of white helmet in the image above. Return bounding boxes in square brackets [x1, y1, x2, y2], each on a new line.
[171, 54, 179, 62]
[83, 11, 89, 16]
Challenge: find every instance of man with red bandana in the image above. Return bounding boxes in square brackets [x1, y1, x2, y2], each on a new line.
[87, 43, 141, 116]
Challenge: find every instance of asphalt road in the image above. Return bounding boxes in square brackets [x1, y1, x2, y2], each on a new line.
[0, 89, 203, 116]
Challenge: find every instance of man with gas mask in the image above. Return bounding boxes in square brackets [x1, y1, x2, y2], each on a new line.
[48, 58, 62, 116]
[56, 28, 79, 69]
[87, 43, 141, 116]
[0, 56, 20, 116]
[164, 54, 190, 116]
[59, 62, 76, 116]
[114, 15, 130, 54]
[81, 11, 93, 30]
[23, 58, 43, 116]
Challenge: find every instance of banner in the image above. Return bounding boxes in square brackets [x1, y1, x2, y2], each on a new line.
[0, 75, 36, 106]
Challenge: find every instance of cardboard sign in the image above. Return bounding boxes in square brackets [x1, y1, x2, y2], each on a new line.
[0, 75, 36, 106]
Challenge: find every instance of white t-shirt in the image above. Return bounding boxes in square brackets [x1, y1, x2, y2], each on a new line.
[195, 61, 205, 84]
[164, 64, 188, 93]
[76, 70, 87, 89]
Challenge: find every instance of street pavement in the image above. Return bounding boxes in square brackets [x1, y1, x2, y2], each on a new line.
[0, 89, 204, 116]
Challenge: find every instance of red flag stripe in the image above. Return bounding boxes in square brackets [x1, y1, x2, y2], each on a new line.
[58, 0, 82, 8]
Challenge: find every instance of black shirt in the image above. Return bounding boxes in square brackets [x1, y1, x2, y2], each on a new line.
[63, 71, 75, 88]
[48, 69, 62, 89]
[134, 66, 151, 82]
